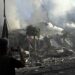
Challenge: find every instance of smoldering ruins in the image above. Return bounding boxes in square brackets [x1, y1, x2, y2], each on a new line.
[1, 0, 75, 75]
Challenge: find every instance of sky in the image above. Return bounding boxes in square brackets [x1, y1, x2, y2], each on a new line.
[0, 0, 75, 31]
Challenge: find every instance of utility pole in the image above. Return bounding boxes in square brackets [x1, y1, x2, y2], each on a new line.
[2, 0, 8, 38]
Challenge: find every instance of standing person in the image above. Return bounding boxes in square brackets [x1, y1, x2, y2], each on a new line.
[0, 38, 25, 75]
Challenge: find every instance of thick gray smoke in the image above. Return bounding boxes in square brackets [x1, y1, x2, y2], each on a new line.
[0, 0, 4, 27]
[66, 8, 75, 24]
[16, 0, 75, 29]
[0, 0, 75, 31]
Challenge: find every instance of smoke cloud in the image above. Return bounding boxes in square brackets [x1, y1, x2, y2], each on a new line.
[0, 0, 75, 31]
[0, 0, 21, 30]
[16, 0, 75, 28]
[6, 0, 21, 30]
[0, 0, 4, 27]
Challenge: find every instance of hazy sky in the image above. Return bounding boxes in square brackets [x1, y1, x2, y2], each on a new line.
[0, 0, 75, 30]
